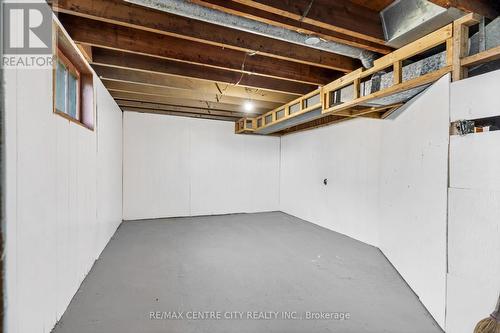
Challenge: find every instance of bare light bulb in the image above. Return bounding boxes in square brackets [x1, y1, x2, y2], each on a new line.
[243, 101, 254, 112]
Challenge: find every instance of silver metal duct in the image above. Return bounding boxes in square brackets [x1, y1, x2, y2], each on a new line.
[381, 0, 464, 48]
[125, 0, 377, 68]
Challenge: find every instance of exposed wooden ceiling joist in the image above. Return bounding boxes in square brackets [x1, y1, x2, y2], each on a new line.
[51, 0, 359, 72]
[103, 80, 283, 110]
[429, 0, 500, 19]
[190, 0, 392, 54]
[58, 14, 340, 85]
[123, 108, 239, 121]
[347, 0, 395, 11]
[231, 0, 386, 43]
[116, 100, 256, 117]
[91, 48, 316, 95]
[118, 100, 252, 118]
[94, 65, 297, 104]
[112, 92, 271, 114]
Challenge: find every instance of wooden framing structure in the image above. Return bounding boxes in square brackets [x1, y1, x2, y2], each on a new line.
[237, 13, 500, 135]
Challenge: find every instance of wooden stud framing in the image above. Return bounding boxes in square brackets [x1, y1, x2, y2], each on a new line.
[393, 61, 402, 85]
[235, 21, 460, 135]
[461, 45, 500, 67]
[234, 18, 468, 135]
[452, 13, 481, 81]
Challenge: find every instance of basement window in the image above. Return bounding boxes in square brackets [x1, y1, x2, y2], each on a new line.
[53, 21, 95, 130]
[55, 51, 80, 120]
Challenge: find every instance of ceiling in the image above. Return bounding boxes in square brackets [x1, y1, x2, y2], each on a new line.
[50, 0, 500, 122]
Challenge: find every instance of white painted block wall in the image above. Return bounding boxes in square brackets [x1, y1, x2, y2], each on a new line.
[122, 112, 280, 220]
[446, 70, 500, 333]
[5, 69, 123, 333]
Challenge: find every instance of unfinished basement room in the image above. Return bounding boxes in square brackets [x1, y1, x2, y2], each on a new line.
[2, 0, 500, 332]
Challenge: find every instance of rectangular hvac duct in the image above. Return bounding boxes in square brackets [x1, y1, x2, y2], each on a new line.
[381, 0, 463, 48]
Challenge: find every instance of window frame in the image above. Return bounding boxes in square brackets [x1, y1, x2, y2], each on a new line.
[52, 18, 95, 131]
[54, 48, 81, 121]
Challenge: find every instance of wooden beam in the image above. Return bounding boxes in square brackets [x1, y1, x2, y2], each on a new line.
[110, 92, 272, 114]
[461, 44, 500, 67]
[429, 0, 499, 19]
[278, 114, 349, 135]
[452, 13, 481, 81]
[116, 100, 256, 116]
[335, 103, 403, 117]
[76, 43, 92, 62]
[117, 101, 252, 118]
[59, 14, 340, 85]
[51, 0, 359, 71]
[231, 0, 386, 43]
[381, 104, 403, 119]
[325, 66, 452, 114]
[371, 24, 453, 70]
[123, 108, 238, 122]
[91, 48, 316, 95]
[190, 0, 392, 54]
[103, 80, 283, 109]
[94, 65, 297, 103]
[347, 0, 394, 11]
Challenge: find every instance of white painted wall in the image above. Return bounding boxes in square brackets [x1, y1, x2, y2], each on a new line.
[279, 119, 382, 246]
[122, 112, 280, 220]
[378, 75, 450, 329]
[4, 68, 123, 333]
[279, 75, 451, 328]
[446, 70, 500, 333]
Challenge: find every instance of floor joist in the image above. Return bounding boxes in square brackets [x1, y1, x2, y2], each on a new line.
[58, 14, 341, 85]
[91, 48, 316, 96]
[51, 0, 359, 72]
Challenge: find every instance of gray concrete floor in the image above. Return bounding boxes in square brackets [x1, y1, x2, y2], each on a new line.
[52, 212, 443, 333]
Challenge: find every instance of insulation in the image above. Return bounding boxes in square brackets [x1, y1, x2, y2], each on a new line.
[255, 51, 446, 134]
